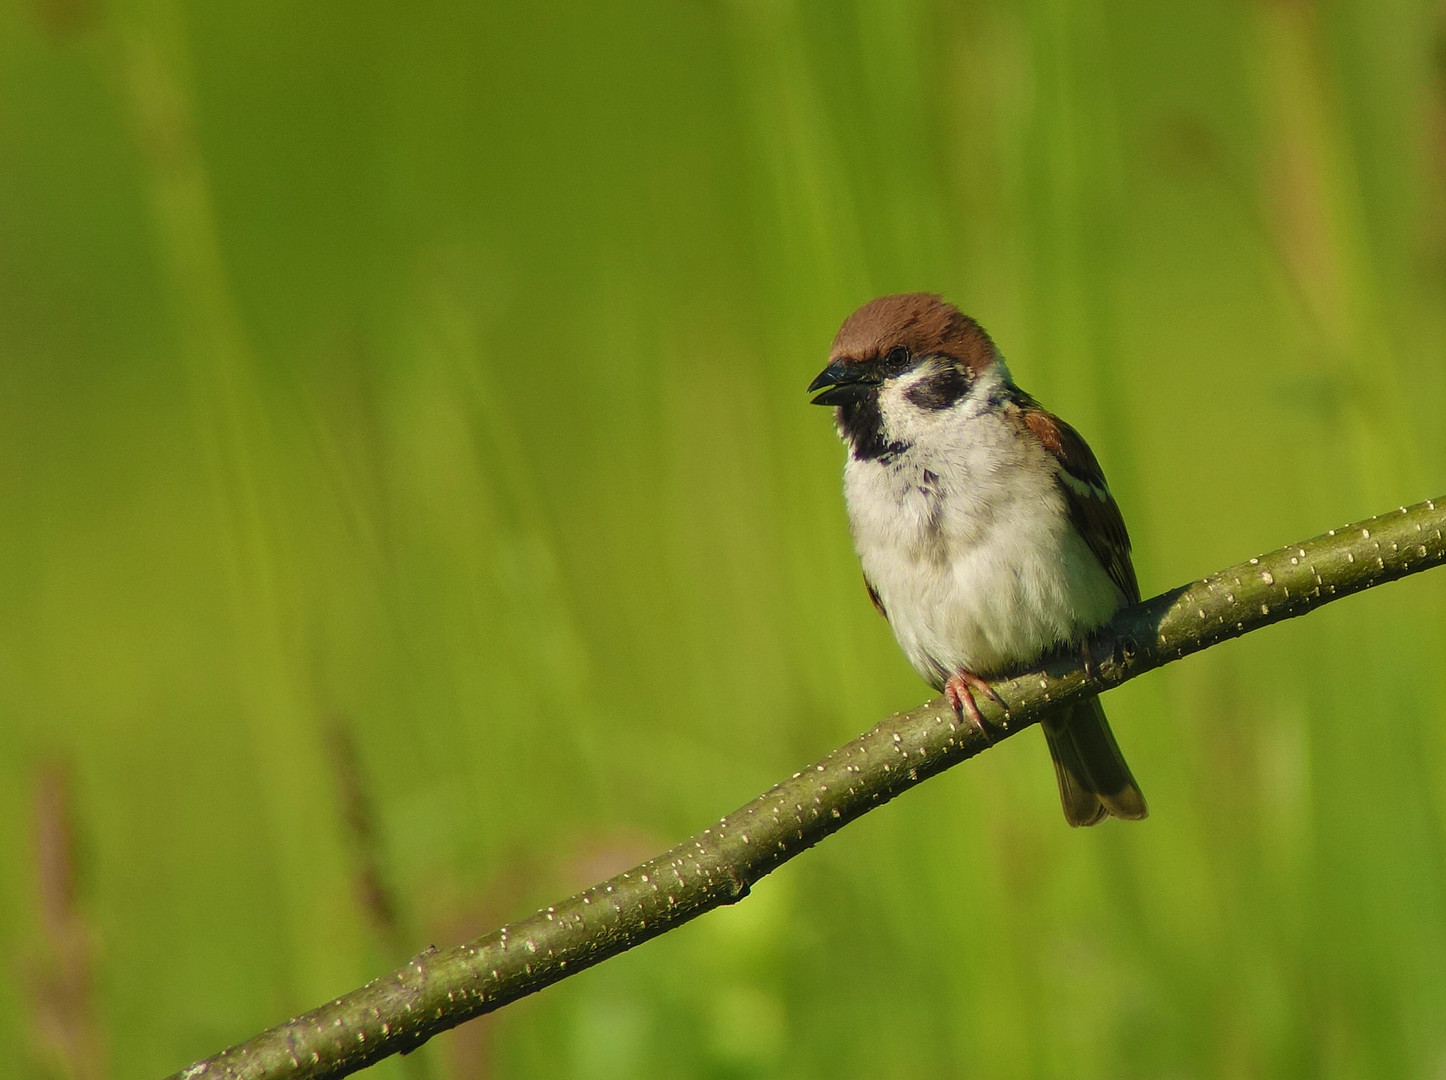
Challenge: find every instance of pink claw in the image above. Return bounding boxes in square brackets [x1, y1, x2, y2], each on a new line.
[944, 669, 1006, 743]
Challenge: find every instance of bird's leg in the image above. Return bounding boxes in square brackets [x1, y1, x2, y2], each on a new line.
[944, 669, 1007, 743]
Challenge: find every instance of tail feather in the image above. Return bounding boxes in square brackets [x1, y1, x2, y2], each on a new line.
[1041, 696, 1147, 827]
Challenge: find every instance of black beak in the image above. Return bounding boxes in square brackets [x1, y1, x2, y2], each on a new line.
[808, 361, 878, 406]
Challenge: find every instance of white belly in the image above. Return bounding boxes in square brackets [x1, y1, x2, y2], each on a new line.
[842, 425, 1123, 689]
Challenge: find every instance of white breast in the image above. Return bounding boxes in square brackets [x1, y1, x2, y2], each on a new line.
[841, 376, 1123, 689]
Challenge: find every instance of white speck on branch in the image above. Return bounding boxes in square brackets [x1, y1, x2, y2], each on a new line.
[169, 496, 1446, 1080]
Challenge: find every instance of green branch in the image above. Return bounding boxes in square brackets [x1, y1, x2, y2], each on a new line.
[171, 497, 1446, 1080]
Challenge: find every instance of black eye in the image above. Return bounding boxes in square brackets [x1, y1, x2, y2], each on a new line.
[884, 345, 911, 370]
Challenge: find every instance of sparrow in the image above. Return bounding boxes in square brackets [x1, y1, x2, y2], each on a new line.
[808, 293, 1147, 826]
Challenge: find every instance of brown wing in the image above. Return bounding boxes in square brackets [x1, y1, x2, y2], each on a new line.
[1022, 404, 1140, 605]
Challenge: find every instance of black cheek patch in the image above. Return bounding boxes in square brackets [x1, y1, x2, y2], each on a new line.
[904, 365, 971, 410]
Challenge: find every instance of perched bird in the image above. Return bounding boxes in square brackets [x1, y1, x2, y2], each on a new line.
[808, 293, 1147, 826]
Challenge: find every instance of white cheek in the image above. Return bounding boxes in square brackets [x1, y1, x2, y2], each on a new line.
[874, 376, 948, 446]
[884, 362, 1004, 419]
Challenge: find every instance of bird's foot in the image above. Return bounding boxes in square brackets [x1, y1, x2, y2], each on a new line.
[1081, 629, 1131, 683]
[944, 669, 1006, 743]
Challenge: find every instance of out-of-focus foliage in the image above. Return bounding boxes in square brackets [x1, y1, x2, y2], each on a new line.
[3, 1, 1445, 1077]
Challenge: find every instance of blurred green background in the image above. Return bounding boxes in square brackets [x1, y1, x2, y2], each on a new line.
[4, 0, 1446, 1077]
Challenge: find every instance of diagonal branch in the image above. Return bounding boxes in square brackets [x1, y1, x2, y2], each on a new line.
[171, 497, 1446, 1080]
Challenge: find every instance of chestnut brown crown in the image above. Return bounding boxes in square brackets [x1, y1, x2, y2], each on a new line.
[829, 293, 998, 373]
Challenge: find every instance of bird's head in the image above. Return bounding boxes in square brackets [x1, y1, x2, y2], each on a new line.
[808, 293, 1006, 460]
